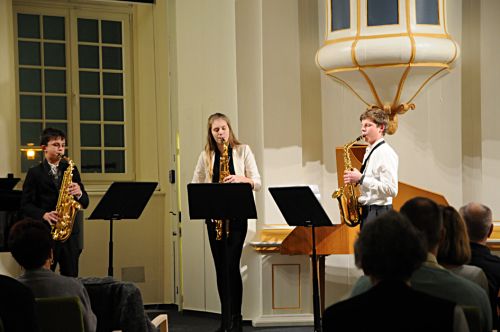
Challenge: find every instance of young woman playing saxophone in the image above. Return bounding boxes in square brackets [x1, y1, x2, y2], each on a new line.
[192, 113, 261, 332]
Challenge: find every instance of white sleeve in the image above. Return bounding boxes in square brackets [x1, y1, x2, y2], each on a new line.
[243, 145, 261, 191]
[191, 152, 207, 183]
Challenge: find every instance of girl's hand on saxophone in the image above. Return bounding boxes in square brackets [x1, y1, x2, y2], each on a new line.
[222, 175, 254, 187]
[222, 174, 245, 183]
[344, 168, 362, 185]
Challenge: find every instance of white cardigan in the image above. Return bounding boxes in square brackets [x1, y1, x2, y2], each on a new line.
[191, 144, 261, 191]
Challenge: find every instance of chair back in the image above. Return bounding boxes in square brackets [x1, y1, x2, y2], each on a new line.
[35, 296, 84, 332]
[461, 305, 481, 332]
[82, 277, 155, 332]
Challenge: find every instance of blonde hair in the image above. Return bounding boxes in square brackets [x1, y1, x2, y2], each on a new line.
[204, 113, 241, 154]
[437, 205, 471, 266]
[204, 113, 242, 178]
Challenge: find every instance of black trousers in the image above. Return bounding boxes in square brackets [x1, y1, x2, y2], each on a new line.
[49, 211, 84, 277]
[51, 235, 81, 277]
[360, 204, 393, 230]
[206, 219, 247, 328]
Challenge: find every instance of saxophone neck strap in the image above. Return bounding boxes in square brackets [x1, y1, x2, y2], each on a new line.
[211, 146, 235, 183]
[228, 146, 235, 175]
[360, 140, 385, 174]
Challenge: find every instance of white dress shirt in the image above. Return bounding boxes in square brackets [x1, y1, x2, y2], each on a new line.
[358, 137, 398, 206]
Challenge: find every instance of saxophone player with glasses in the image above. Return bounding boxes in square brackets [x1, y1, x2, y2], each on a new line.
[192, 113, 261, 332]
[21, 128, 89, 277]
[343, 109, 398, 229]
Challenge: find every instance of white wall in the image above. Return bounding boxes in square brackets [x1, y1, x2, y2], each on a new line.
[478, 0, 500, 215]
[0, 0, 17, 176]
[173, 0, 240, 313]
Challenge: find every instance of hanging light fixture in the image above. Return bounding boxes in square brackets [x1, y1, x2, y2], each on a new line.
[21, 143, 42, 160]
[316, 0, 459, 134]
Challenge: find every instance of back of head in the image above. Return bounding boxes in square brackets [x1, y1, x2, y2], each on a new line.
[354, 210, 426, 281]
[40, 127, 66, 146]
[460, 202, 492, 243]
[437, 205, 471, 266]
[8, 219, 53, 270]
[400, 197, 442, 252]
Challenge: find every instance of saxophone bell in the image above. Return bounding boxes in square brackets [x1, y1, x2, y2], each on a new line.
[51, 157, 82, 242]
[332, 136, 364, 227]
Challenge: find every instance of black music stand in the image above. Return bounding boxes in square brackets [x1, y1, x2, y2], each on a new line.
[187, 183, 257, 329]
[187, 183, 257, 220]
[269, 186, 332, 332]
[0, 188, 22, 252]
[0, 177, 20, 190]
[88, 182, 157, 277]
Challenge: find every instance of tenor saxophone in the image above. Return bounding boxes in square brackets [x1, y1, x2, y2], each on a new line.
[332, 136, 364, 227]
[51, 157, 82, 242]
[215, 139, 230, 240]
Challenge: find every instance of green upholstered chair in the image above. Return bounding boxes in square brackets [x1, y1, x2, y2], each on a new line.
[461, 305, 481, 332]
[35, 296, 84, 332]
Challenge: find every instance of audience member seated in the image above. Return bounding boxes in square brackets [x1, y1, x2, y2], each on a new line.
[350, 197, 492, 332]
[461, 202, 500, 329]
[0, 274, 39, 332]
[323, 211, 468, 332]
[8, 219, 97, 332]
[437, 205, 489, 293]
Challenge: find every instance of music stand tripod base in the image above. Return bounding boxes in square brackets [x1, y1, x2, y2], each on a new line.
[88, 182, 157, 277]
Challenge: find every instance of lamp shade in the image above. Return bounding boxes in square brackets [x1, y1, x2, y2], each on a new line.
[316, 0, 459, 134]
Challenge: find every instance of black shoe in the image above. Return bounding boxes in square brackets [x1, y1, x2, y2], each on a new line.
[229, 315, 243, 332]
[214, 328, 233, 332]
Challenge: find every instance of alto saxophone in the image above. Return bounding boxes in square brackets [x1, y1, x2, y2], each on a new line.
[215, 139, 231, 240]
[332, 136, 364, 227]
[52, 157, 82, 242]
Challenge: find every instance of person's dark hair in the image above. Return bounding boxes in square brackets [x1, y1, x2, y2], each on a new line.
[400, 197, 442, 252]
[40, 127, 66, 146]
[8, 219, 54, 270]
[360, 108, 389, 135]
[354, 210, 426, 281]
[460, 202, 493, 242]
[437, 205, 471, 266]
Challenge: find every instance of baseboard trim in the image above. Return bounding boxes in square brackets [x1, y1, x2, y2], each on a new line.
[252, 314, 314, 327]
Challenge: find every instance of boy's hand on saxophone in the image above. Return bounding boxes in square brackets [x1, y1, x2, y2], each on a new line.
[43, 211, 60, 225]
[344, 168, 362, 185]
[68, 182, 82, 197]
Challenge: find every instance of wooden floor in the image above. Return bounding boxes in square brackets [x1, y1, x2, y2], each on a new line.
[146, 305, 313, 332]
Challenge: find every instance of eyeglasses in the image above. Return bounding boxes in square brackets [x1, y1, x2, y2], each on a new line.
[48, 143, 66, 148]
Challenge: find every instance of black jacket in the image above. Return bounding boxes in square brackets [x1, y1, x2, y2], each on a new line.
[21, 159, 89, 220]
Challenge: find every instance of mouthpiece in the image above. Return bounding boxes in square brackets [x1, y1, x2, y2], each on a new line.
[57, 154, 68, 162]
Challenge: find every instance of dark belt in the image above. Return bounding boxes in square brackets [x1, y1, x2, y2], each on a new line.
[362, 204, 392, 213]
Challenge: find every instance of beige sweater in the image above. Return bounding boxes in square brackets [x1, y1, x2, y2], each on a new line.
[191, 144, 261, 191]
